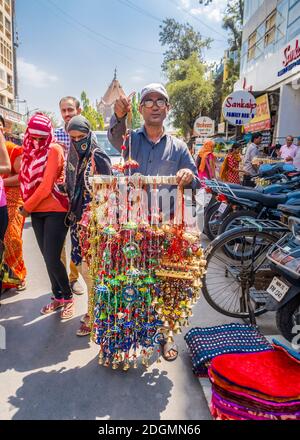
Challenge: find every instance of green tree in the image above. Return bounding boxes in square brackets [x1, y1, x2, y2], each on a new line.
[166, 53, 214, 137]
[199, 0, 244, 49]
[222, 58, 240, 97]
[159, 18, 212, 72]
[131, 93, 142, 129]
[12, 122, 25, 135]
[40, 110, 59, 128]
[81, 91, 105, 131]
[200, 0, 244, 97]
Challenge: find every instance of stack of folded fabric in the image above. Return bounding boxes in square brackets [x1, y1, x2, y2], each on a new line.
[184, 324, 273, 377]
[209, 340, 300, 420]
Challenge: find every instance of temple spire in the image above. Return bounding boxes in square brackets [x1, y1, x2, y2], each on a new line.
[114, 68, 117, 81]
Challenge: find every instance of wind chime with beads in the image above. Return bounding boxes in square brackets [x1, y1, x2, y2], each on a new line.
[84, 130, 206, 370]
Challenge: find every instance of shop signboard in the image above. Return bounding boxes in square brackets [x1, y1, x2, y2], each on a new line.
[278, 38, 300, 78]
[218, 122, 225, 133]
[222, 91, 257, 126]
[193, 116, 215, 138]
[0, 106, 24, 125]
[244, 94, 271, 133]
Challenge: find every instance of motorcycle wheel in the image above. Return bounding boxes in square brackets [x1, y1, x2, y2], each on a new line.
[276, 295, 300, 342]
[203, 202, 222, 241]
[218, 210, 258, 236]
[219, 210, 259, 259]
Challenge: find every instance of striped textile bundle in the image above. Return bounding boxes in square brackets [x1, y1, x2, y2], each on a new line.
[209, 342, 300, 420]
[184, 324, 273, 377]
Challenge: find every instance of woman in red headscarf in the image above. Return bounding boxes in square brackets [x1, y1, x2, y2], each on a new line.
[196, 139, 216, 180]
[19, 113, 74, 320]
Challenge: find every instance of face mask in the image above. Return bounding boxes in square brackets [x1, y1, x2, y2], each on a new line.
[73, 135, 90, 154]
[32, 139, 46, 149]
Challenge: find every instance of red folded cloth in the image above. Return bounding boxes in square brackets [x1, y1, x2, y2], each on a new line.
[211, 349, 300, 399]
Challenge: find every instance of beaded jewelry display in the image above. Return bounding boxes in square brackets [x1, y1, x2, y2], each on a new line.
[85, 130, 206, 370]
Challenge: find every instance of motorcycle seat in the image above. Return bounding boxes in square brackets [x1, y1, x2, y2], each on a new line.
[278, 204, 300, 217]
[229, 189, 287, 208]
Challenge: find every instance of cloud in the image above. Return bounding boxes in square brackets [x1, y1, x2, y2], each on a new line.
[179, 0, 227, 23]
[131, 75, 145, 83]
[17, 58, 58, 88]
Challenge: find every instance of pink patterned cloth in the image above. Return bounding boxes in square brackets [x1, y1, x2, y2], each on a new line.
[0, 177, 6, 207]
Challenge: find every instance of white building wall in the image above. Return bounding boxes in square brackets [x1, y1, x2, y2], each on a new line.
[277, 83, 300, 138]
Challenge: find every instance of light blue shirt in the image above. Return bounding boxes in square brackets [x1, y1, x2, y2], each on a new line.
[108, 114, 200, 190]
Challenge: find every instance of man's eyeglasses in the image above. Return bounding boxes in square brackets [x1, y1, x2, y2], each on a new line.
[142, 99, 168, 109]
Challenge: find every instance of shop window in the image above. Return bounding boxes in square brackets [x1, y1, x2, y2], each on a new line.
[7, 73, 12, 86]
[287, 16, 300, 41]
[265, 11, 277, 47]
[5, 0, 10, 14]
[5, 17, 11, 39]
[248, 31, 257, 61]
[0, 67, 5, 82]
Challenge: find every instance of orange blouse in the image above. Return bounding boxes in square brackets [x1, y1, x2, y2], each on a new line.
[24, 143, 67, 214]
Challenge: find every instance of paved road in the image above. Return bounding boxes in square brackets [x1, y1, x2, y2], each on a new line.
[0, 220, 279, 420]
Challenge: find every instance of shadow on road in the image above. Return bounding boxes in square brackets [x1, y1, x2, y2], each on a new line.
[8, 364, 172, 420]
[0, 293, 92, 373]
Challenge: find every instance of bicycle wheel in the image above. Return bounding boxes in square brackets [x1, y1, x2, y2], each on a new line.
[202, 228, 278, 318]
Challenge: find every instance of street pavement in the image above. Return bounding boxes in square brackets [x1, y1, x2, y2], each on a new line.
[0, 220, 279, 420]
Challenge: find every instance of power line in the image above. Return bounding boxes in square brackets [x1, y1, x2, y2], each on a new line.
[116, 0, 226, 43]
[38, 0, 157, 71]
[116, 0, 162, 23]
[166, 0, 228, 40]
[46, 0, 163, 55]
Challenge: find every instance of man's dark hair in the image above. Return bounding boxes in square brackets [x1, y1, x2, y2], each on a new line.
[0, 115, 5, 127]
[287, 135, 294, 141]
[59, 96, 80, 109]
[252, 132, 263, 142]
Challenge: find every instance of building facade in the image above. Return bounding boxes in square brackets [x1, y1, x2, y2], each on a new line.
[97, 70, 126, 128]
[0, 0, 22, 130]
[236, 0, 300, 142]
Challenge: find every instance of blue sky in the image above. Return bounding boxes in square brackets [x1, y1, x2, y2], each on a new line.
[15, 0, 228, 122]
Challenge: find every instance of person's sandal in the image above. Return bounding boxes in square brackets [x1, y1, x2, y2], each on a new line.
[60, 300, 75, 321]
[41, 298, 64, 315]
[76, 323, 91, 337]
[16, 280, 27, 292]
[80, 313, 90, 324]
[160, 341, 179, 362]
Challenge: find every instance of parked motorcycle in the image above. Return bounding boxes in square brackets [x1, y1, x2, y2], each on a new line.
[203, 165, 300, 240]
[252, 205, 300, 341]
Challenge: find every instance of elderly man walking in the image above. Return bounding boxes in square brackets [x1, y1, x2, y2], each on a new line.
[108, 83, 200, 361]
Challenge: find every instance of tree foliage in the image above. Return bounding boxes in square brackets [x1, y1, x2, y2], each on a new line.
[159, 18, 212, 72]
[81, 91, 105, 131]
[199, 0, 244, 51]
[166, 53, 214, 137]
[40, 110, 59, 128]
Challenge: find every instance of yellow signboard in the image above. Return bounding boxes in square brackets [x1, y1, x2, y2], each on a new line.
[244, 94, 271, 133]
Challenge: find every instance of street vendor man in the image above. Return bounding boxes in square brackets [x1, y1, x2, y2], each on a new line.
[108, 83, 200, 362]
